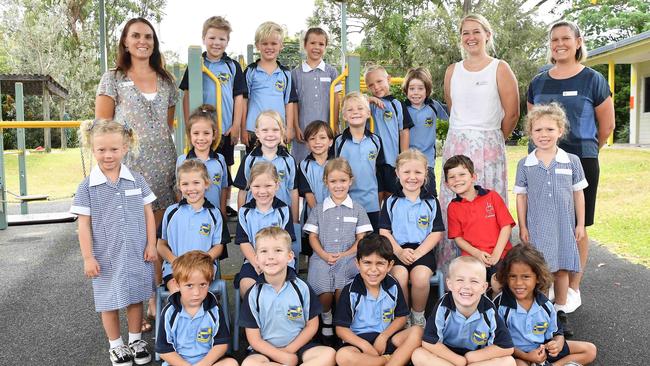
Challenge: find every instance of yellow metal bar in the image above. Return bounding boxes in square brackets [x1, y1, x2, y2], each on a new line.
[201, 61, 223, 148]
[329, 66, 349, 132]
[0, 121, 81, 128]
[607, 61, 614, 146]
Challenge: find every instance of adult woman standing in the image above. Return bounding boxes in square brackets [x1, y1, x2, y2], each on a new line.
[95, 17, 178, 330]
[527, 20, 615, 313]
[438, 14, 520, 272]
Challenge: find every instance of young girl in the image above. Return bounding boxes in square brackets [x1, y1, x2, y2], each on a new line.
[234, 110, 299, 223]
[157, 160, 224, 292]
[291, 27, 341, 163]
[235, 161, 296, 298]
[402, 67, 449, 197]
[176, 104, 229, 216]
[495, 245, 597, 365]
[303, 158, 373, 340]
[379, 149, 445, 327]
[514, 103, 587, 336]
[297, 120, 335, 209]
[71, 119, 156, 365]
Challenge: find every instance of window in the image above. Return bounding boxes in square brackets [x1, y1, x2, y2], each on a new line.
[644, 76, 650, 113]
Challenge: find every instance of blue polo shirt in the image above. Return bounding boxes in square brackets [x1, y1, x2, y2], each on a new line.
[234, 145, 297, 208]
[495, 287, 562, 353]
[239, 270, 321, 348]
[404, 98, 448, 168]
[235, 197, 295, 245]
[527, 67, 611, 158]
[368, 95, 413, 167]
[159, 199, 223, 278]
[176, 149, 229, 210]
[379, 189, 445, 245]
[179, 52, 246, 135]
[334, 128, 385, 213]
[297, 153, 330, 204]
[334, 273, 409, 335]
[243, 59, 298, 132]
[423, 293, 513, 352]
[156, 292, 230, 366]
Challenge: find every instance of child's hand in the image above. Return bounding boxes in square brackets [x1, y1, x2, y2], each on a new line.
[474, 250, 491, 266]
[83, 257, 100, 278]
[519, 227, 530, 244]
[225, 125, 239, 143]
[486, 254, 499, 266]
[526, 345, 547, 363]
[396, 248, 416, 265]
[373, 333, 388, 355]
[367, 96, 385, 109]
[360, 340, 380, 356]
[275, 350, 298, 366]
[144, 243, 158, 262]
[575, 225, 585, 242]
[545, 339, 562, 357]
[324, 252, 340, 265]
[285, 126, 295, 143]
[241, 130, 250, 146]
[295, 127, 304, 143]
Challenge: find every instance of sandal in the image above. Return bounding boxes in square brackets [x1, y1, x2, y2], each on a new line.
[141, 319, 153, 333]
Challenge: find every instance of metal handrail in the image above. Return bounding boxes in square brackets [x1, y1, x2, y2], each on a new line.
[329, 65, 348, 132]
[0, 121, 82, 129]
[201, 60, 223, 148]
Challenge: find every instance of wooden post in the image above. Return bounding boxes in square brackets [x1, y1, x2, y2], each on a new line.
[43, 85, 51, 152]
[607, 61, 615, 146]
[16, 83, 29, 214]
[60, 103, 67, 149]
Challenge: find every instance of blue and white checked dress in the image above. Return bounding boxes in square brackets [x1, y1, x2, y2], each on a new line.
[514, 148, 587, 272]
[70, 164, 156, 312]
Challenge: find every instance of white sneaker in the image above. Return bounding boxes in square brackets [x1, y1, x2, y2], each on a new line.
[109, 344, 133, 366]
[565, 288, 582, 313]
[412, 313, 426, 328]
[548, 283, 555, 302]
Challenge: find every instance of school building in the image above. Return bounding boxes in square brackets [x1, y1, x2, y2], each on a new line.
[585, 30, 650, 144]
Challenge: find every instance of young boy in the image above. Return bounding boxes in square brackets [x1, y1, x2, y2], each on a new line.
[412, 256, 515, 366]
[242, 21, 298, 151]
[334, 92, 386, 232]
[444, 155, 515, 293]
[290, 27, 341, 163]
[364, 65, 413, 196]
[179, 16, 246, 216]
[156, 251, 237, 366]
[239, 227, 336, 366]
[334, 234, 423, 366]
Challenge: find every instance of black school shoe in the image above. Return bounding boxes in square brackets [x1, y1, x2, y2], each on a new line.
[226, 206, 238, 217]
[128, 339, 152, 365]
[109, 344, 133, 366]
[557, 310, 574, 339]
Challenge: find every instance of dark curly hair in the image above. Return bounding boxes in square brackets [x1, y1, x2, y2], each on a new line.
[496, 244, 554, 293]
[356, 234, 393, 262]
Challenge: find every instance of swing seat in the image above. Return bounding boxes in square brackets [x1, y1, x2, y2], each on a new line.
[7, 212, 77, 226]
[15, 194, 49, 202]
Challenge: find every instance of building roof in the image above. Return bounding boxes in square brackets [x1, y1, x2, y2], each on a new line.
[586, 30, 650, 65]
[0, 74, 69, 99]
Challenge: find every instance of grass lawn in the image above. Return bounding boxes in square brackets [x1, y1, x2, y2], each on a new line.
[3, 146, 649, 266]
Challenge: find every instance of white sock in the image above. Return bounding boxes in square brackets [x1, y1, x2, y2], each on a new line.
[109, 337, 124, 349]
[322, 310, 333, 336]
[554, 303, 568, 313]
[128, 332, 142, 344]
[411, 309, 425, 320]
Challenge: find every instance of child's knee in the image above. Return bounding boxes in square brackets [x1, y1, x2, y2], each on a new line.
[309, 346, 336, 366]
[411, 347, 430, 366]
[217, 357, 239, 366]
[335, 348, 356, 366]
[410, 270, 431, 288]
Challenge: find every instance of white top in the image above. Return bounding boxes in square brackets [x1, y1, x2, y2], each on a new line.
[449, 58, 504, 131]
[141, 92, 157, 101]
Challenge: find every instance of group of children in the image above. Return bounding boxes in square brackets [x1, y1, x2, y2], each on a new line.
[72, 14, 598, 366]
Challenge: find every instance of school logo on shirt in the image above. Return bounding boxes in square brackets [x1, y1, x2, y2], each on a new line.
[485, 202, 495, 218]
[382, 308, 394, 323]
[424, 117, 434, 127]
[287, 305, 303, 320]
[275, 80, 286, 91]
[199, 223, 211, 236]
[368, 150, 377, 161]
[217, 72, 231, 83]
[277, 169, 286, 181]
[533, 321, 549, 334]
[471, 330, 488, 346]
[212, 173, 222, 186]
[196, 327, 212, 343]
[417, 215, 430, 229]
[383, 110, 393, 122]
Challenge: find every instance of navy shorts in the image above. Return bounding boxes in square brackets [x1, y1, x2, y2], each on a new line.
[247, 341, 321, 363]
[545, 340, 571, 363]
[380, 165, 399, 194]
[345, 332, 397, 355]
[367, 211, 380, 234]
[424, 167, 438, 197]
[393, 243, 437, 273]
[216, 134, 236, 167]
[579, 158, 599, 227]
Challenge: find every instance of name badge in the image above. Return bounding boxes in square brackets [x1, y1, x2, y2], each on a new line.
[120, 81, 134, 87]
[562, 91, 578, 96]
[320, 77, 331, 82]
[475, 81, 488, 86]
[555, 168, 572, 175]
[343, 217, 358, 223]
[125, 188, 142, 196]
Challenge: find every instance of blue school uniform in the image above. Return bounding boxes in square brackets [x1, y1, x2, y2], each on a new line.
[379, 189, 445, 245]
[423, 293, 513, 354]
[243, 59, 298, 132]
[233, 145, 297, 209]
[495, 287, 562, 353]
[239, 270, 321, 348]
[297, 153, 330, 204]
[368, 95, 413, 167]
[179, 52, 246, 136]
[176, 149, 229, 210]
[334, 273, 409, 335]
[156, 292, 230, 366]
[159, 199, 223, 278]
[404, 98, 448, 168]
[70, 164, 156, 312]
[334, 128, 385, 214]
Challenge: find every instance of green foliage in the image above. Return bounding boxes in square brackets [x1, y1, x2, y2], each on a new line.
[593, 64, 630, 143]
[436, 119, 449, 143]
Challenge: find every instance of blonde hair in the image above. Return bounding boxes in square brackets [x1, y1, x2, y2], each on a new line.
[176, 158, 210, 187]
[402, 67, 433, 98]
[80, 119, 139, 157]
[525, 103, 569, 139]
[448, 255, 486, 279]
[255, 110, 286, 147]
[255, 226, 292, 251]
[248, 161, 280, 189]
[323, 158, 354, 183]
[186, 104, 218, 149]
[202, 16, 232, 38]
[548, 20, 588, 64]
[172, 250, 214, 284]
[342, 91, 370, 114]
[395, 149, 429, 186]
[459, 14, 496, 57]
[254, 21, 284, 45]
[363, 64, 388, 83]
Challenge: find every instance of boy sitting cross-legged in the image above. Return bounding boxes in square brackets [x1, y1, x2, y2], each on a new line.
[335, 234, 423, 366]
[239, 227, 336, 366]
[155, 250, 237, 366]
